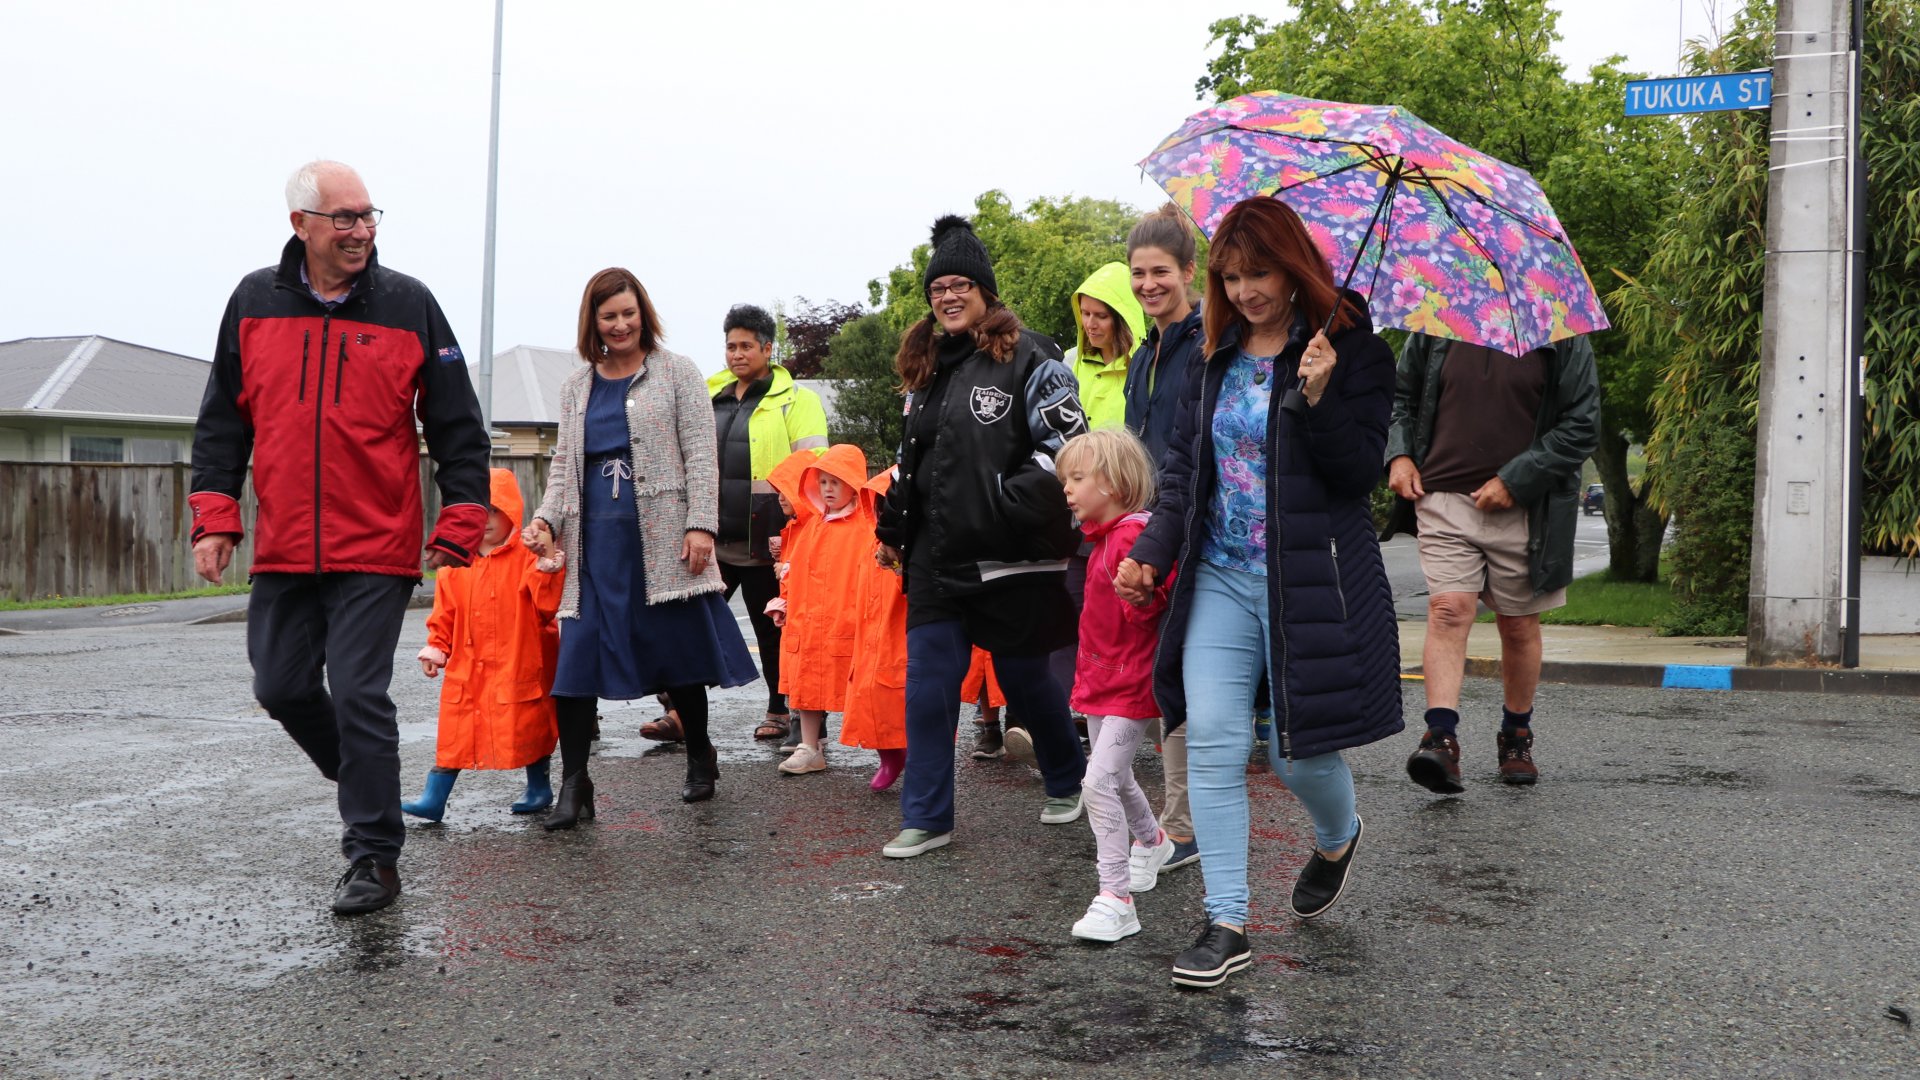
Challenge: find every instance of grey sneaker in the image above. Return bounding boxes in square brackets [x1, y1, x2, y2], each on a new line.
[1040, 792, 1084, 825]
[1002, 726, 1037, 767]
[882, 829, 952, 858]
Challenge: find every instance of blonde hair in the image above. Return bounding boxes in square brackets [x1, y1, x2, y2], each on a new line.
[1057, 428, 1156, 516]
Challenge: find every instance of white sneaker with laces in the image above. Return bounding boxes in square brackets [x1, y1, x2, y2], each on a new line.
[1128, 834, 1177, 893]
[1071, 894, 1142, 942]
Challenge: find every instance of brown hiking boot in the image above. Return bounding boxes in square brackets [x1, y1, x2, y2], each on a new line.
[1406, 730, 1465, 794]
[1497, 727, 1538, 785]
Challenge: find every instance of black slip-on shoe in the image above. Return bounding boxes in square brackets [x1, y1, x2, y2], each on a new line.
[1289, 814, 1362, 919]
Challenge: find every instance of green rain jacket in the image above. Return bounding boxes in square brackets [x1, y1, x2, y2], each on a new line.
[1381, 333, 1600, 596]
[1061, 261, 1147, 431]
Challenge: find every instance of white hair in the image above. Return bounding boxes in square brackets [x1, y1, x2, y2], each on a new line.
[285, 160, 357, 213]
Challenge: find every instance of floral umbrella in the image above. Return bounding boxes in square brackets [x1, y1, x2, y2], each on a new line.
[1140, 91, 1608, 355]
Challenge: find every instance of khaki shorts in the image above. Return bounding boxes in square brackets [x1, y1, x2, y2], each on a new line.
[1415, 491, 1566, 617]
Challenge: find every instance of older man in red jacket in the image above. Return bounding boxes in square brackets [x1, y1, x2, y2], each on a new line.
[189, 160, 491, 916]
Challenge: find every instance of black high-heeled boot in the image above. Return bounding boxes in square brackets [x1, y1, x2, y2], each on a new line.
[543, 771, 596, 830]
[682, 745, 719, 803]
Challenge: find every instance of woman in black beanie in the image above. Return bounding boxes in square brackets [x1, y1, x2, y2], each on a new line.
[873, 215, 1091, 858]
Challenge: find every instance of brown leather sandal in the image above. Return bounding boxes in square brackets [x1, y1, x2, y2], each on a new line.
[753, 713, 792, 741]
[640, 709, 683, 743]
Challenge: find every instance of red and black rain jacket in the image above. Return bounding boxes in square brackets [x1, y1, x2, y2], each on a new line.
[189, 237, 490, 577]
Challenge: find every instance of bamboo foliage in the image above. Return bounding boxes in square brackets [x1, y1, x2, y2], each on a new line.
[1862, 1, 1920, 558]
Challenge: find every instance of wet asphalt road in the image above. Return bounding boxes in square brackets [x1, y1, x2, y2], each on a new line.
[3, 603, 1917, 1078]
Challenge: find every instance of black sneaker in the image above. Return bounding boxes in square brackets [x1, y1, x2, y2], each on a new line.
[1289, 814, 1362, 919]
[1171, 922, 1252, 989]
[1406, 730, 1465, 794]
[331, 857, 400, 916]
[970, 722, 1004, 760]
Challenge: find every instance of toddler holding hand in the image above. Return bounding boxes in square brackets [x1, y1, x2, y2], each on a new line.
[1057, 430, 1176, 943]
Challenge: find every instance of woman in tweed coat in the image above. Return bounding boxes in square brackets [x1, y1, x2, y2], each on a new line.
[527, 267, 755, 826]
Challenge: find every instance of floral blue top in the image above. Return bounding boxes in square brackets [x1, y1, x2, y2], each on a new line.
[1201, 348, 1276, 575]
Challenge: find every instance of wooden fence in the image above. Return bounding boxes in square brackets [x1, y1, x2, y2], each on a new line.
[0, 456, 550, 602]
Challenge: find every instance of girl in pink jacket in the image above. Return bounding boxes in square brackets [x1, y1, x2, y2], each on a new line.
[1056, 429, 1178, 943]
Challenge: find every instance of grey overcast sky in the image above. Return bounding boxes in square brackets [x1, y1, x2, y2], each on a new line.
[0, 1, 1734, 366]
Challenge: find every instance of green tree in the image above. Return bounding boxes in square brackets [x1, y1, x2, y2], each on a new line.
[1609, 4, 1775, 634]
[1861, 3, 1920, 557]
[871, 190, 1142, 345]
[822, 312, 906, 464]
[1198, 0, 1683, 579]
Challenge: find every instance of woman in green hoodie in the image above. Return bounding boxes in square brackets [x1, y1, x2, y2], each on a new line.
[1063, 261, 1148, 432]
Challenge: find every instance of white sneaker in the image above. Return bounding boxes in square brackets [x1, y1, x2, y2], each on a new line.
[1128, 834, 1177, 893]
[1002, 726, 1037, 767]
[778, 744, 827, 775]
[1070, 894, 1141, 942]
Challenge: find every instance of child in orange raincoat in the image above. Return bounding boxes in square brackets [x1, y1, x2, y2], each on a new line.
[765, 448, 820, 755]
[403, 468, 565, 822]
[961, 647, 1009, 760]
[839, 466, 909, 791]
[765, 444, 868, 776]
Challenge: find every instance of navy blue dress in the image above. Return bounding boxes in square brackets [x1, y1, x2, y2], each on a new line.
[551, 370, 756, 700]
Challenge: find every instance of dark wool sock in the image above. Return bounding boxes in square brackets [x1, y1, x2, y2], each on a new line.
[1502, 708, 1533, 733]
[1424, 707, 1460, 736]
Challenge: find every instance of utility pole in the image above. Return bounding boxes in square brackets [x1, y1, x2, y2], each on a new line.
[476, 0, 505, 440]
[1747, 0, 1865, 666]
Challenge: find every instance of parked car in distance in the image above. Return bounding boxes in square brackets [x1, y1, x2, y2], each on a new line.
[1583, 483, 1605, 516]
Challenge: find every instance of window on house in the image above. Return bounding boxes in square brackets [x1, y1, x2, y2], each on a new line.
[130, 438, 180, 463]
[69, 436, 124, 462]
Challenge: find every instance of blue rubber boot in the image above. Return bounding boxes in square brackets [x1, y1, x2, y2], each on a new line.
[511, 757, 554, 815]
[401, 767, 459, 822]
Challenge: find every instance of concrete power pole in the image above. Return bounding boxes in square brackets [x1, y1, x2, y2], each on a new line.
[476, 0, 505, 439]
[1748, 0, 1864, 667]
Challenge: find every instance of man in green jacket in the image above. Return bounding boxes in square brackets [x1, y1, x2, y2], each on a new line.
[1383, 333, 1599, 794]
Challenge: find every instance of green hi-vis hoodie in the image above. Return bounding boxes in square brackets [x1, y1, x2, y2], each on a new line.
[1063, 261, 1147, 432]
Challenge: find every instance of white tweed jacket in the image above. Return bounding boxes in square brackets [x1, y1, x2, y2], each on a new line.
[534, 348, 725, 617]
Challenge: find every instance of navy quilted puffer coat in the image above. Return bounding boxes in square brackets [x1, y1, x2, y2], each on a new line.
[1128, 294, 1403, 757]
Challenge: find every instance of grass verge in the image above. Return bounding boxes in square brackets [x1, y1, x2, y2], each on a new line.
[1477, 567, 1674, 628]
[0, 584, 251, 612]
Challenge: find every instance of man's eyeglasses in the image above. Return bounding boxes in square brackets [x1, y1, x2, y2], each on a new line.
[302, 208, 383, 230]
[928, 279, 975, 300]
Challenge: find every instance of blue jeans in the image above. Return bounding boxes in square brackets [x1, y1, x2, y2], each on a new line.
[900, 619, 1085, 834]
[1183, 560, 1358, 926]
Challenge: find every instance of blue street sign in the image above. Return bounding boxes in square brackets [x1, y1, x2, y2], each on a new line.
[1624, 70, 1772, 116]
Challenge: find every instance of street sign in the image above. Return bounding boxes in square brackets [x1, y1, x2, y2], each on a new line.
[1624, 70, 1772, 116]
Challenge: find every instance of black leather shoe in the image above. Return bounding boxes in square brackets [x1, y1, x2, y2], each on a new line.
[543, 771, 596, 831]
[1289, 814, 1362, 919]
[331, 857, 400, 916]
[682, 745, 719, 803]
[1171, 922, 1252, 989]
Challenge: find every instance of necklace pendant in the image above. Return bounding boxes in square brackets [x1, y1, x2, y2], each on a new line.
[1253, 370, 1267, 385]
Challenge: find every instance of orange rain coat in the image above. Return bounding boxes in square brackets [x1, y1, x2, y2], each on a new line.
[840, 467, 907, 751]
[961, 646, 1007, 710]
[768, 448, 819, 693]
[778, 444, 869, 712]
[425, 468, 563, 770]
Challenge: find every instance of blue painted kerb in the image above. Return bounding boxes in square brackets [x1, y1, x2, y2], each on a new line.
[1662, 664, 1735, 690]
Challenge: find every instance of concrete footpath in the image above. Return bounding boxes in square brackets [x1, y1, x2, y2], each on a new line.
[1398, 619, 1920, 696]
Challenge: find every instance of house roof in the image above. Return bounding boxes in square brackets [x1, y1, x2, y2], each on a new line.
[475, 345, 840, 429]
[0, 336, 210, 422]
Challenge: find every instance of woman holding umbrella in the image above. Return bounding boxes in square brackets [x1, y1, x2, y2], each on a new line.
[526, 267, 758, 827]
[1115, 198, 1401, 989]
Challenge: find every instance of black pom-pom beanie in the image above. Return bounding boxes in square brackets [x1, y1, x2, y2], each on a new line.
[922, 214, 997, 300]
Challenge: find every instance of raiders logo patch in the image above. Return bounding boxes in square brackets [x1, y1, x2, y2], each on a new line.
[1038, 397, 1088, 438]
[970, 385, 1013, 424]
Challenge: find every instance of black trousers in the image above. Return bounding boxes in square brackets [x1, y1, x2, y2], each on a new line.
[720, 560, 785, 715]
[248, 572, 415, 866]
